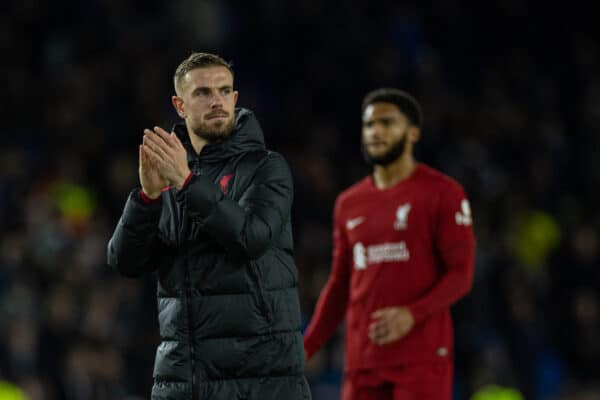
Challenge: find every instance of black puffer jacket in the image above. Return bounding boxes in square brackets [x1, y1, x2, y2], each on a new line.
[107, 108, 310, 400]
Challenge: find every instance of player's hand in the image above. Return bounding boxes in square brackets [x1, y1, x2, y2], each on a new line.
[139, 142, 168, 199]
[142, 126, 190, 190]
[368, 306, 415, 345]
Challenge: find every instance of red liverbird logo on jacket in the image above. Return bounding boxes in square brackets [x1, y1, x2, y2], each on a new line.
[219, 174, 233, 194]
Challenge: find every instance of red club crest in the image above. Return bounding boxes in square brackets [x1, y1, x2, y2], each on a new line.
[219, 174, 233, 194]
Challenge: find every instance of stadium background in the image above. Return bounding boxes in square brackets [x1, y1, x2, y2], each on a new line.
[2, 1, 600, 399]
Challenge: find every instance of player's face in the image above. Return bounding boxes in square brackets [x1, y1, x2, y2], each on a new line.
[361, 103, 411, 166]
[175, 66, 239, 143]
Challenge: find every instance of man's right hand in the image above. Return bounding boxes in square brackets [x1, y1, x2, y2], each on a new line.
[139, 144, 168, 199]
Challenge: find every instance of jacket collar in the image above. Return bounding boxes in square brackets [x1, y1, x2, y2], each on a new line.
[172, 107, 265, 164]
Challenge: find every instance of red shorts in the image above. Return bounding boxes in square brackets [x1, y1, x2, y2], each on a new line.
[342, 360, 453, 400]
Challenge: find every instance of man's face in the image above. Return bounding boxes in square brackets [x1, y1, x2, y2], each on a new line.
[174, 66, 238, 143]
[361, 102, 411, 166]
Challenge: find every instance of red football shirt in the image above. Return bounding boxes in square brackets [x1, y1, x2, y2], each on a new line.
[303, 164, 475, 371]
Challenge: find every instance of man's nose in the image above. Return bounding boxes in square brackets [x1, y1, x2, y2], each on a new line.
[210, 92, 224, 108]
[367, 125, 383, 139]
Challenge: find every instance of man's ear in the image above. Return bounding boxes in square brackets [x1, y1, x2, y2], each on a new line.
[408, 126, 421, 143]
[172, 96, 186, 119]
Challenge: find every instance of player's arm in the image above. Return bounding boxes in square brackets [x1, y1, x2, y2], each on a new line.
[303, 197, 351, 360]
[406, 183, 476, 323]
[107, 144, 166, 277]
[107, 189, 164, 277]
[177, 151, 293, 260]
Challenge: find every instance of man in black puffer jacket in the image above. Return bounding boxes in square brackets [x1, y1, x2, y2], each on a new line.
[107, 52, 311, 400]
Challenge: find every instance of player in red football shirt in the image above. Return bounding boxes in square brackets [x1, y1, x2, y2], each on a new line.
[303, 88, 476, 400]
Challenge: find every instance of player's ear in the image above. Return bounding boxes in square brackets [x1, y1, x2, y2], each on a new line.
[408, 125, 421, 143]
[172, 95, 186, 119]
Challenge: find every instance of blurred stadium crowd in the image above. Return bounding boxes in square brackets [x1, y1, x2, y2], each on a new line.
[1, 1, 600, 399]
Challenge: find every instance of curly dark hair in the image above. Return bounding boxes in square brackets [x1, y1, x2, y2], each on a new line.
[362, 88, 422, 127]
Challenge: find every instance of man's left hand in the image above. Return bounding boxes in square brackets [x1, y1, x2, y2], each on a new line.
[368, 306, 415, 345]
[142, 126, 190, 190]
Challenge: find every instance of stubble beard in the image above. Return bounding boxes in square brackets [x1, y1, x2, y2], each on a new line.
[192, 116, 236, 144]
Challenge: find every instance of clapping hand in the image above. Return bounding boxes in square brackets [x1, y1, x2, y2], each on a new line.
[139, 140, 168, 199]
[142, 127, 191, 190]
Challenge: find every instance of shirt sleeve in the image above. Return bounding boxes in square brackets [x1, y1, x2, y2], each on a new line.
[303, 196, 351, 359]
[407, 182, 476, 324]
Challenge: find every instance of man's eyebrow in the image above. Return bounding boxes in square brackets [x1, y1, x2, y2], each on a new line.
[363, 115, 397, 123]
[192, 85, 233, 91]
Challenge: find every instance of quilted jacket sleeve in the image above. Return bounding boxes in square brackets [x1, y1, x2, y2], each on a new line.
[106, 189, 163, 277]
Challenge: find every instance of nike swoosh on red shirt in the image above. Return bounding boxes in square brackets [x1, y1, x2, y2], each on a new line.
[346, 217, 365, 230]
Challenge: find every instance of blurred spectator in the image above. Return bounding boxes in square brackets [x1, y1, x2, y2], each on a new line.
[0, 380, 28, 400]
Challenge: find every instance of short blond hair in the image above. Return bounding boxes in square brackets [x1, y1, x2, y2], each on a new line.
[174, 52, 234, 93]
